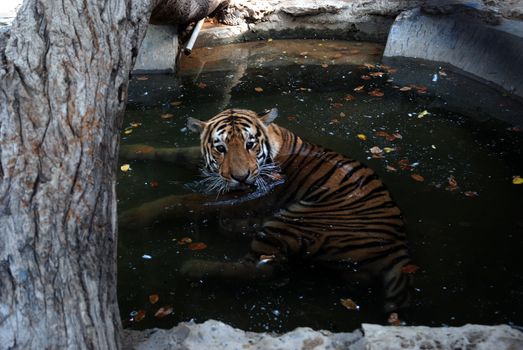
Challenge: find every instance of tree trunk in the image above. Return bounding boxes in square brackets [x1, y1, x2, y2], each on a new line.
[0, 0, 156, 348]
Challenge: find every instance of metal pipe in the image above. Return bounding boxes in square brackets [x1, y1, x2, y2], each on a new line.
[184, 18, 205, 55]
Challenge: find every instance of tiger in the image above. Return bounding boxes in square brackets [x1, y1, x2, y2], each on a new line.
[183, 107, 412, 312]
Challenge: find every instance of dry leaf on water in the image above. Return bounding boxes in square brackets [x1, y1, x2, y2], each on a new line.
[170, 101, 182, 106]
[411, 174, 425, 182]
[340, 298, 359, 310]
[388, 312, 401, 326]
[161, 113, 174, 119]
[401, 264, 420, 274]
[513, 176, 523, 185]
[149, 294, 159, 304]
[120, 164, 131, 172]
[135, 310, 146, 322]
[154, 305, 173, 319]
[446, 175, 459, 191]
[399, 86, 412, 92]
[178, 237, 193, 245]
[344, 94, 356, 101]
[188, 242, 208, 251]
[386, 165, 398, 172]
[254, 87, 264, 92]
[361, 75, 371, 80]
[369, 89, 384, 97]
[136, 76, 149, 81]
[357, 134, 367, 141]
[353, 85, 365, 92]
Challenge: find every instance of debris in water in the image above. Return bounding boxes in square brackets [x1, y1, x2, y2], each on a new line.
[142, 254, 152, 260]
[417, 110, 430, 118]
[357, 134, 367, 141]
[340, 298, 360, 310]
[388, 312, 401, 326]
[149, 294, 160, 304]
[411, 174, 425, 182]
[155, 305, 173, 319]
[188, 242, 208, 251]
[120, 164, 131, 172]
[254, 87, 264, 92]
[513, 176, 523, 185]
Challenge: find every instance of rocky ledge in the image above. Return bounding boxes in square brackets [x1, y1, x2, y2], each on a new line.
[123, 319, 523, 350]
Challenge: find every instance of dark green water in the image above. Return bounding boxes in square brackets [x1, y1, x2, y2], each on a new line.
[118, 41, 523, 332]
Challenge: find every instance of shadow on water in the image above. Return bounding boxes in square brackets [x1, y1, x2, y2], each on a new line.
[118, 40, 523, 332]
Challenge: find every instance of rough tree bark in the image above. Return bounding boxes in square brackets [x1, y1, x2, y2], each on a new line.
[0, 0, 219, 348]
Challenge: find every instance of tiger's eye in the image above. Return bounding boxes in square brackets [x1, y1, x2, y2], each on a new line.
[246, 141, 254, 150]
[215, 145, 226, 153]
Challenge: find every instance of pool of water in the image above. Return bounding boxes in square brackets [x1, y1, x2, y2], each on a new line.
[117, 40, 523, 332]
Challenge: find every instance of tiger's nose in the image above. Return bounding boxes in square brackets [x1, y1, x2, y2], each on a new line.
[231, 171, 250, 183]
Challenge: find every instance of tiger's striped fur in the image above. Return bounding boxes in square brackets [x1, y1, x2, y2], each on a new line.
[186, 108, 412, 311]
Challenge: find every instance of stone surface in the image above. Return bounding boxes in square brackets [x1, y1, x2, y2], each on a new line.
[123, 319, 365, 350]
[134, 25, 179, 74]
[123, 320, 523, 350]
[363, 323, 523, 350]
[383, 6, 523, 97]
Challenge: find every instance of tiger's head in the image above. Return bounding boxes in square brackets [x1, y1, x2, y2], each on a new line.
[187, 108, 282, 193]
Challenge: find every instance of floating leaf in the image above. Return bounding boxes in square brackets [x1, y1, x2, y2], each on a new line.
[513, 176, 523, 185]
[154, 305, 173, 319]
[329, 118, 340, 124]
[340, 298, 359, 310]
[383, 147, 396, 153]
[388, 312, 400, 326]
[386, 165, 398, 172]
[353, 85, 365, 92]
[267, 38, 273, 42]
[120, 164, 131, 172]
[254, 87, 264, 92]
[417, 110, 429, 118]
[464, 191, 479, 197]
[399, 86, 412, 92]
[439, 70, 447, 76]
[299, 51, 308, 56]
[446, 175, 459, 191]
[321, 63, 329, 68]
[149, 180, 159, 188]
[361, 75, 371, 80]
[369, 71, 385, 77]
[188, 242, 207, 251]
[357, 134, 367, 141]
[411, 174, 425, 182]
[149, 294, 160, 304]
[170, 101, 182, 106]
[370, 146, 383, 155]
[344, 94, 356, 101]
[136, 76, 149, 81]
[398, 159, 411, 171]
[401, 264, 420, 274]
[197, 82, 207, 89]
[124, 129, 133, 135]
[161, 113, 174, 119]
[369, 89, 384, 97]
[392, 132, 403, 139]
[178, 237, 193, 245]
[135, 310, 146, 322]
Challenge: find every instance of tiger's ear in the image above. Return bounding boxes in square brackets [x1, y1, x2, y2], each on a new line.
[187, 117, 206, 133]
[260, 108, 278, 126]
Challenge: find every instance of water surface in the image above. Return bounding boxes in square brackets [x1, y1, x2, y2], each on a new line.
[118, 39, 523, 332]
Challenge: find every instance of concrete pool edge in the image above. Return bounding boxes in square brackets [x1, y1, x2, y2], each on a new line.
[122, 319, 523, 350]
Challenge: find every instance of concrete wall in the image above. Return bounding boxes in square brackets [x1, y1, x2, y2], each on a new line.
[384, 6, 523, 98]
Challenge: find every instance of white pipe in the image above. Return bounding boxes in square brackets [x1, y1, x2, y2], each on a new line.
[184, 19, 205, 55]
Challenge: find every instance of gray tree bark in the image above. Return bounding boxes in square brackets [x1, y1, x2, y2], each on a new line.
[0, 0, 223, 348]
